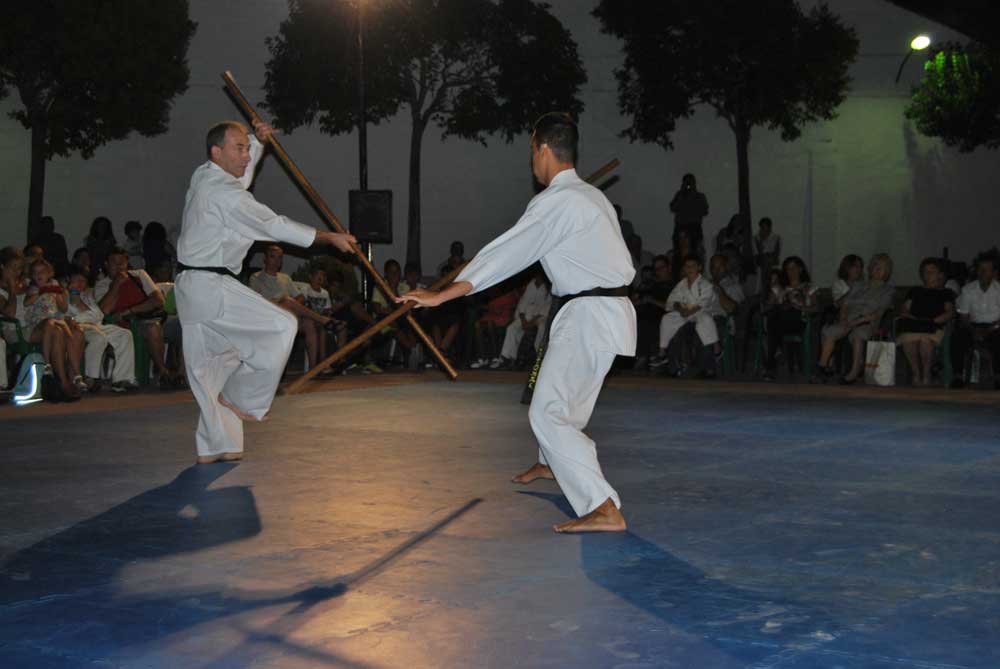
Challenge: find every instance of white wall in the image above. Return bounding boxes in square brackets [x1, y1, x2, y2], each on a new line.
[1, 0, 997, 284]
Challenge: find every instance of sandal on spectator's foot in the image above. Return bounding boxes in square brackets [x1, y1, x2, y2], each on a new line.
[72, 375, 89, 393]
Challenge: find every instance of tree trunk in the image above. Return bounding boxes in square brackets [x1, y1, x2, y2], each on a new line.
[27, 120, 48, 244]
[405, 116, 426, 267]
[734, 123, 753, 268]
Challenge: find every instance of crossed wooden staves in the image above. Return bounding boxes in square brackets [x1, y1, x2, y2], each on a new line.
[221, 71, 620, 395]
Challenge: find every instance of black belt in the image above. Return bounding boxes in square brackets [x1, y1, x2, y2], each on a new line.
[520, 285, 630, 404]
[176, 263, 239, 281]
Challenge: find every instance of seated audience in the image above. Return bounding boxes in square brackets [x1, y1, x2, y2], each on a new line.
[438, 240, 465, 275]
[142, 220, 176, 277]
[85, 216, 117, 279]
[481, 268, 550, 369]
[72, 247, 95, 282]
[951, 254, 1000, 389]
[372, 259, 417, 361]
[24, 258, 86, 399]
[705, 253, 745, 361]
[651, 254, 719, 378]
[35, 215, 70, 276]
[761, 256, 818, 381]
[95, 246, 175, 386]
[896, 257, 955, 386]
[832, 254, 864, 307]
[632, 254, 675, 367]
[66, 269, 138, 392]
[249, 244, 335, 371]
[817, 253, 895, 384]
[429, 263, 465, 363]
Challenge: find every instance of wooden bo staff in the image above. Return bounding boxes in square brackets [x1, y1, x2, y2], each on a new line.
[284, 157, 622, 395]
[220, 71, 456, 377]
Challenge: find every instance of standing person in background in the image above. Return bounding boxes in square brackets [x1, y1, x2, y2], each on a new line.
[142, 221, 176, 277]
[669, 173, 709, 253]
[124, 220, 146, 270]
[34, 216, 70, 277]
[438, 241, 466, 275]
[85, 217, 117, 279]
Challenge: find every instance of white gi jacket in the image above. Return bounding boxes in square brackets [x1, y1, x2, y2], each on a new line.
[457, 169, 636, 355]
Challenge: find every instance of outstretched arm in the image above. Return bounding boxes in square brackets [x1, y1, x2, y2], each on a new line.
[397, 281, 473, 308]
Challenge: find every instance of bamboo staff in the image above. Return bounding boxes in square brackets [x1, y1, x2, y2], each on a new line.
[220, 71, 456, 378]
[284, 158, 622, 395]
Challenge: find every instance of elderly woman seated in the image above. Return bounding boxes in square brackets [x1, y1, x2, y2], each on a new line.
[896, 257, 955, 386]
[816, 253, 895, 385]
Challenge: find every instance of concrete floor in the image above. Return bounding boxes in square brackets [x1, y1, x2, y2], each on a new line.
[2, 377, 999, 668]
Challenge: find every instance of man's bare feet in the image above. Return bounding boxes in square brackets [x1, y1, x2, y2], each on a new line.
[511, 462, 555, 484]
[218, 394, 270, 422]
[196, 452, 243, 465]
[553, 497, 626, 534]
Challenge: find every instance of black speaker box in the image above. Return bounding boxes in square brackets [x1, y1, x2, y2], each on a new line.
[349, 190, 393, 244]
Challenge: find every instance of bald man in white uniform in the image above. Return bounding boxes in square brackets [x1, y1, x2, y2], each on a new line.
[400, 113, 635, 533]
[176, 120, 354, 464]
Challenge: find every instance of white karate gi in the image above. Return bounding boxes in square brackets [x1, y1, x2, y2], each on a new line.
[500, 279, 552, 359]
[67, 294, 135, 383]
[176, 135, 317, 458]
[659, 274, 719, 349]
[457, 168, 636, 517]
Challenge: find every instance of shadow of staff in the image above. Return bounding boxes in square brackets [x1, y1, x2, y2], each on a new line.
[0, 467, 479, 669]
[518, 491, 842, 666]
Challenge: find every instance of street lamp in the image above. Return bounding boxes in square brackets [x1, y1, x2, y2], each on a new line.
[895, 34, 932, 84]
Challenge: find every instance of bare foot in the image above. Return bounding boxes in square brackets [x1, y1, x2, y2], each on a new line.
[196, 452, 243, 465]
[511, 462, 555, 484]
[553, 498, 626, 534]
[218, 394, 270, 422]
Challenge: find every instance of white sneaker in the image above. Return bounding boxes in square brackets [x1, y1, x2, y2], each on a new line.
[488, 357, 507, 370]
[469, 358, 487, 369]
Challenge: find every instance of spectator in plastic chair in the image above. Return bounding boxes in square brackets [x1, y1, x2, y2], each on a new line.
[761, 256, 818, 381]
[632, 254, 675, 368]
[67, 270, 138, 392]
[896, 257, 955, 387]
[123, 220, 145, 270]
[24, 258, 86, 399]
[650, 254, 719, 378]
[832, 254, 864, 308]
[95, 246, 175, 386]
[951, 254, 1000, 389]
[483, 268, 550, 370]
[817, 253, 895, 385]
[706, 254, 745, 363]
[249, 244, 337, 372]
[371, 258, 418, 365]
[72, 248, 94, 283]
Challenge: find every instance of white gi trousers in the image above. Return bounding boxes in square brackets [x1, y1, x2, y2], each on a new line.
[80, 323, 135, 383]
[500, 319, 545, 360]
[176, 272, 297, 457]
[528, 305, 621, 517]
[659, 311, 719, 349]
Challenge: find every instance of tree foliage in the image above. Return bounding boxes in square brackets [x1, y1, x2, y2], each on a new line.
[1, 1, 196, 159]
[593, 0, 858, 254]
[264, 0, 586, 264]
[905, 42, 1000, 152]
[0, 0, 196, 237]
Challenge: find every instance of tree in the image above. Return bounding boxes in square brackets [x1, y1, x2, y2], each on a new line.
[264, 0, 586, 265]
[593, 0, 858, 263]
[906, 41, 1000, 152]
[0, 2, 196, 241]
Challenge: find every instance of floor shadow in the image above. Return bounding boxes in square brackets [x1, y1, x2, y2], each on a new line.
[0, 469, 479, 668]
[520, 490, 842, 665]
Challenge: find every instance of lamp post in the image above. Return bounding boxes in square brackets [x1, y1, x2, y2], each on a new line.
[895, 34, 931, 84]
[357, 0, 373, 307]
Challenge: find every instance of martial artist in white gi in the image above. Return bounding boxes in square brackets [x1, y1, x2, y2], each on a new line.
[399, 113, 635, 533]
[176, 120, 354, 464]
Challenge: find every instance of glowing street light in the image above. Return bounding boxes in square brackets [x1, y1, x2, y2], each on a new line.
[896, 34, 932, 84]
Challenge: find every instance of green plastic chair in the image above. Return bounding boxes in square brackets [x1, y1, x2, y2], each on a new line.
[753, 310, 815, 378]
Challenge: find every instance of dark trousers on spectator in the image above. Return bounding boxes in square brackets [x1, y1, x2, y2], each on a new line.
[950, 324, 1000, 376]
[636, 306, 663, 358]
[765, 309, 805, 371]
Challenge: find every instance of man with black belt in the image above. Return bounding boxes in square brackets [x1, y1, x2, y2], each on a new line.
[176, 119, 354, 464]
[399, 113, 636, 533]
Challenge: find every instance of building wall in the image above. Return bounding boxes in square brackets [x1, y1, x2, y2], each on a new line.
[0, 0, 996, 285]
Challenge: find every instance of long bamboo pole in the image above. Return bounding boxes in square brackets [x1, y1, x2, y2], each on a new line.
[284, 158, 622, 395]
[220, 71, 456, 379]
